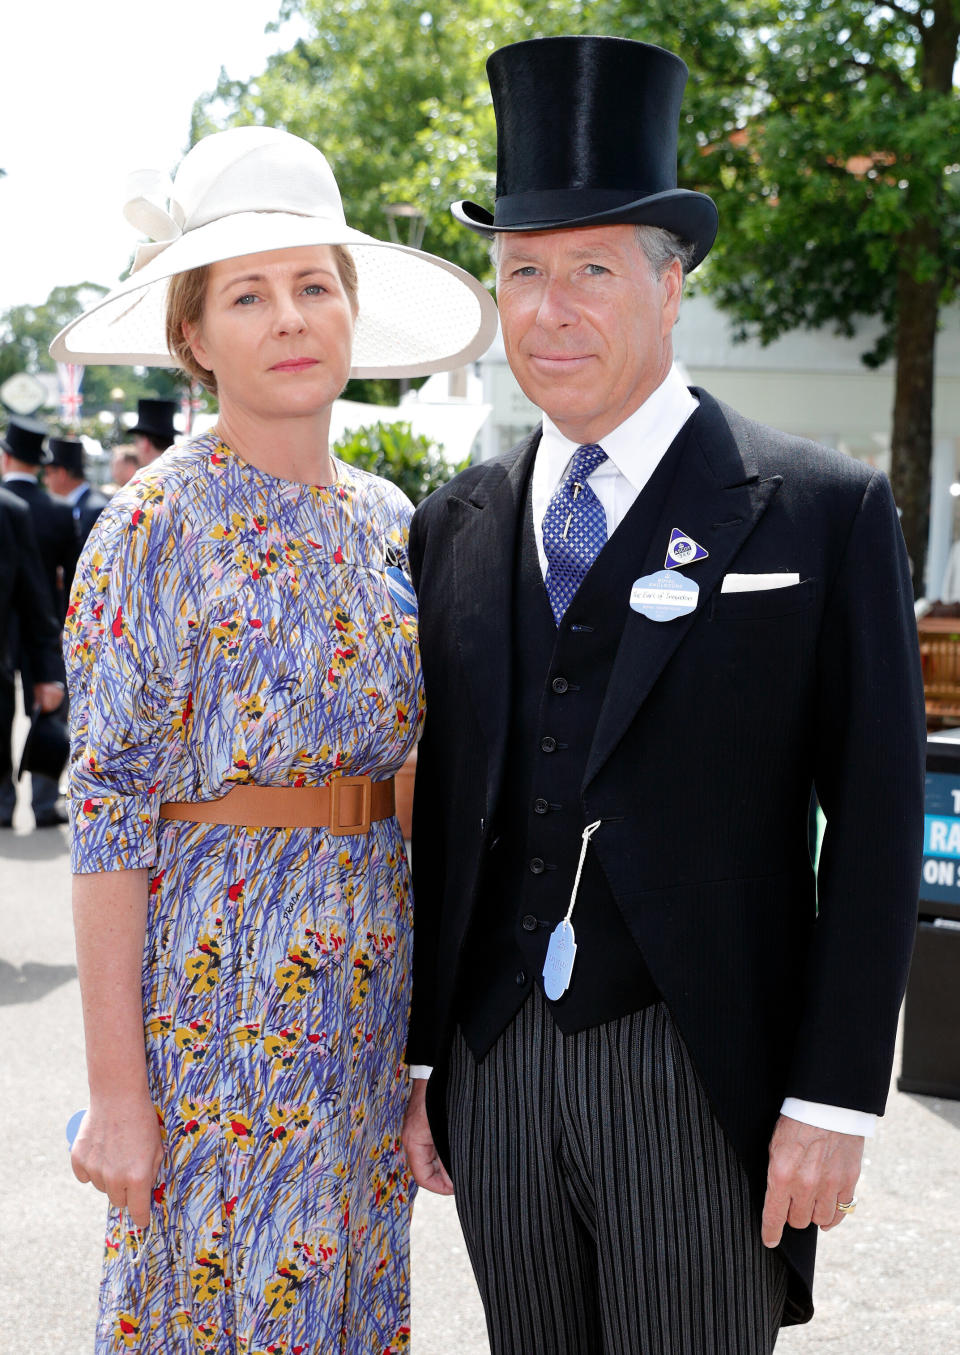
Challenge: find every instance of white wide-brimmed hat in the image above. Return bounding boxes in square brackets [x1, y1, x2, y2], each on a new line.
[51, 126, 498, 379]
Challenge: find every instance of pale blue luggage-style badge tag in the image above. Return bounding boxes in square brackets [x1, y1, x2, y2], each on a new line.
[542, 820, 602, 1001]
[664, 527, 709, 571]
[66, 1108, 85, 1150]
[385, 567, 418, 617]
[629, 570, 699, 622]
[543, 919, 578, 1001]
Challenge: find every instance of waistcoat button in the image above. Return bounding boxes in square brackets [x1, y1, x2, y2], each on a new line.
[521, 914, 538, 932]
[552, 676, 569, 694]
[540, 736, 557, 753]
[529, 857, 545, 875]
[516, 969, 527, 985]
[533, 798, 549, 815]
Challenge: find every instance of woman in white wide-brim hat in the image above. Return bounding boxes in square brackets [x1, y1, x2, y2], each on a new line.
[59, 125, 497, 1354]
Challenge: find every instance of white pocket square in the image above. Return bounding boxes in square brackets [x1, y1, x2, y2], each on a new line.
[720, 572, 800, 594]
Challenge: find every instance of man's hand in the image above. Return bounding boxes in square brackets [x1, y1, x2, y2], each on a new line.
[402, 1077, 454, 1196]
[761, 1114, 864, 1248]
[34, 682, 65, 713]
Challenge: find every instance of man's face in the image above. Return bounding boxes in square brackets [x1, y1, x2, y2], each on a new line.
[45, 464, 72, 497]
[496, 224, 683, 444]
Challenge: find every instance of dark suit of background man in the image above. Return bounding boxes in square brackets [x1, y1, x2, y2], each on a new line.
[0, 484, 66, 824]
[45, 436, 108, 550]
[0, 418, 76, 826]
[402, 36, 925, 1355]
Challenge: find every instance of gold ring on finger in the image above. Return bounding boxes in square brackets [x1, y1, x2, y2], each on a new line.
[836, 1196, 858, 1214]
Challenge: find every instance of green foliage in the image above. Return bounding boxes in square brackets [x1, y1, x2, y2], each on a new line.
[674, 0, 960, 355]
[332, 420, 465, 505]
[191, 0, 958, 582]
[0, 281, 201, 425]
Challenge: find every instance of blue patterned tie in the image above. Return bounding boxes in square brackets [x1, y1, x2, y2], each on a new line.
[542, 443, 609, 624]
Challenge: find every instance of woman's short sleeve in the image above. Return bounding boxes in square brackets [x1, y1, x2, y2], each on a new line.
[64, 482, 195, 873]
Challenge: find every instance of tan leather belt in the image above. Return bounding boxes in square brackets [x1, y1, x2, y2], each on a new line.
[158, 776, 395, 835]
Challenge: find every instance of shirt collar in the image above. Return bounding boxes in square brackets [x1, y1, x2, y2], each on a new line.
[538, 366, 698, 497]
[64, 483, 88, 507]
[1, 472, 38, 485]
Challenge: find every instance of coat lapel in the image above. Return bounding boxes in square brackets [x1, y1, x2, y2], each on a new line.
[584, 392, 782, 788]
[450, 431, 540, 807]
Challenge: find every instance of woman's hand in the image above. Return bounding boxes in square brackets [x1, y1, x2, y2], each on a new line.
[72, 869, 158, 1231]
[71, 1092, 163, 1231]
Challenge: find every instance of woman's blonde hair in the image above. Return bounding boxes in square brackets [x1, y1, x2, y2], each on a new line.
[165, 245, 360, 394]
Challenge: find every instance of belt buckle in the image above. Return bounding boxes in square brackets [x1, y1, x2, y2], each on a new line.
[328, 775, 372, 835]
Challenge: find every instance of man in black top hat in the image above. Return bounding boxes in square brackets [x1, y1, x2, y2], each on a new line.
[0, 483, 66, 828]
[403, 35, 924, 1352]
[46, 436, 108, 550]
[130, 397, 178, 463]
[1, 417, 77, 825]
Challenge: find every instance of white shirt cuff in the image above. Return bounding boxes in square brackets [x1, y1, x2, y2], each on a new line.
[408, 1064, 433, 1080]
[781, 1097, 876, 1138]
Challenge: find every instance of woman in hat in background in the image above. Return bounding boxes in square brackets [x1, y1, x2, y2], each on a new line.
[52, 125, 496, 1354]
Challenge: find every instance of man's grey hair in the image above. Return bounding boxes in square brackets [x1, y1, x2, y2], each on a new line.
[490, 224, 696, 280]
[634, 225, 697, 279]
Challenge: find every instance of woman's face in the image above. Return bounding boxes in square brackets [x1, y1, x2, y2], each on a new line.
[183, 245, 357, 422]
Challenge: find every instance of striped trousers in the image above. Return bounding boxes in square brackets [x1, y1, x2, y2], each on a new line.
[447, 990, 787, 1355]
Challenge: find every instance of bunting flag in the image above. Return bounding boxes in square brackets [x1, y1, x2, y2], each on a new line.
[180, 383, 202, 434]
[56, 362, 84, 426]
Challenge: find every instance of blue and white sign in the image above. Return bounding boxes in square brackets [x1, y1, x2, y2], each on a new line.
[385, 566, 417, 617]
[629, 570, 699, 622]
[920, 770, 960, 903]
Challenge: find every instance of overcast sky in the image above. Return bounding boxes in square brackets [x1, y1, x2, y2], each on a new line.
[1, 0, 305, 314]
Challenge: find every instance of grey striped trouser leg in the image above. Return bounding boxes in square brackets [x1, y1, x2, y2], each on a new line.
[447, 989, 788, 1355]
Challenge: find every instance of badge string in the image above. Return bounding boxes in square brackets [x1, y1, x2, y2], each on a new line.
[564, 819, 603, 927]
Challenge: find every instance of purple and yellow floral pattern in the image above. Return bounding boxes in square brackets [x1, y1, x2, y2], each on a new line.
[65, 433, 422, 1353]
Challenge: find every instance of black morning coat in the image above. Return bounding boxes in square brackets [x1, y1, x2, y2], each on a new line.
[406, 389, 926, 1326]
[0, 487, 64, 782]
[2, 477, 78, 619]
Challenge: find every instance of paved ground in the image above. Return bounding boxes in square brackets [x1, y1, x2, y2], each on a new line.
[1, 756, 958, 1352]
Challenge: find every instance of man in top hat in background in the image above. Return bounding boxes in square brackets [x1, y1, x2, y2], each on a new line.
[129, 396, 178, 463]
[45, 435, 108, 551]
[0, 484, 65, 827]
[1, 417, 77, 826]
[402, 35, 924, 1353]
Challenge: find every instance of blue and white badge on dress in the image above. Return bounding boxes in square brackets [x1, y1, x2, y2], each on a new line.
[385, 567, 417, 617]
[664, 527, 709, 570]
[629, 570, 699, 622]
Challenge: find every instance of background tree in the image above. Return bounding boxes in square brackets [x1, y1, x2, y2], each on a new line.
[657, 0, 959, 593]
[0, 282, 196, 426]
[195, 0, 958, 589]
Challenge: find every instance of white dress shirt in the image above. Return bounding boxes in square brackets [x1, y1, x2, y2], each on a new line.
[412, 368, 876, 1139]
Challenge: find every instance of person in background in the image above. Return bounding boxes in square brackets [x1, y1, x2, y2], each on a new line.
[0, 484, 65, 828]
[106, 446, 142, 494]
[129, 397, 178, 463]
[52, 124, 495, 1354]
[403, 35, 924, 1354]
[1, 417, 76, 826]
[45, 436, 109, 550]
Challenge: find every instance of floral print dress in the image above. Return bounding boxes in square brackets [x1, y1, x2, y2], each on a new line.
[65, 433, 423, 1355]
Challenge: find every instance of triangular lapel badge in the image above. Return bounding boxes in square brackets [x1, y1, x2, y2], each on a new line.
[664, 527, 709, 570]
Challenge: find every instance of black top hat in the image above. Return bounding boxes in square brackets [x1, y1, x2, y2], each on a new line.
[130, 398, 178, 445]
[452, 36, 718, 269]
[48, 436, 86, 477]
[1, 416, 50, 466]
